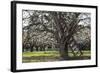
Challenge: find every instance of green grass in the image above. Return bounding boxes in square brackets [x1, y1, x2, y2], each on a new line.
[23, 51, 59, 57]
[22, 51, 91, 63]
[23, 51, 90, 57]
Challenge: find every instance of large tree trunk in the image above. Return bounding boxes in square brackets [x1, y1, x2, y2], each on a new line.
[59, 43, 69, 60]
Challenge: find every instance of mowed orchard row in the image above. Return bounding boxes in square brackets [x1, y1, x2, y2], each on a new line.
[22, 51, 91, 63]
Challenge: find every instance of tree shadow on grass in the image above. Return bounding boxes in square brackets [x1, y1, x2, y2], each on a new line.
[22, 55, 91, 63]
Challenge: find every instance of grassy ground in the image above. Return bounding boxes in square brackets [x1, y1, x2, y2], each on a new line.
[22, 51, 91, 63]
